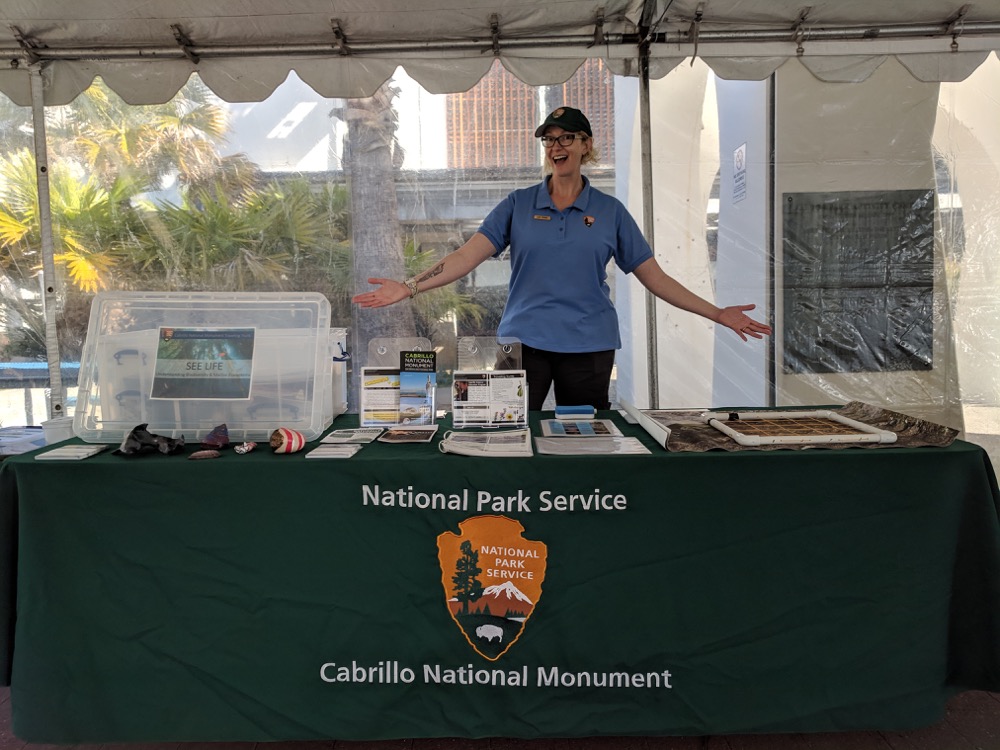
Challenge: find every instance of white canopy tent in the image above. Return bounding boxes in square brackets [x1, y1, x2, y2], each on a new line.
[1, 0, 999, 419]
[1, 1, 1000, 104]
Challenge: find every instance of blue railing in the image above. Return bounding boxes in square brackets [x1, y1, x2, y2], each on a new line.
[0, 362, 80, 388]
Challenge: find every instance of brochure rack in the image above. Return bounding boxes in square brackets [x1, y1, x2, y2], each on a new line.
[358, 337, 433, 427]
[457, 336, 522, 371]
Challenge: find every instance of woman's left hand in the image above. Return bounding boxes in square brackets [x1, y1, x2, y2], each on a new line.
[718, 304, 772, 341]
[351, 278, 410, 308]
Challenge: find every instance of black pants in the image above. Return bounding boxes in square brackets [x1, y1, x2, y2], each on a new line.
[516, 346, 615, 411]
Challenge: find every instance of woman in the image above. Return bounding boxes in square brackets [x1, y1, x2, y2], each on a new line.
[353, 106, 771, 410]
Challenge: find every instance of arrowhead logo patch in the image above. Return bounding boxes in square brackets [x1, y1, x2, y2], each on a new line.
[437, 515, 547, 661]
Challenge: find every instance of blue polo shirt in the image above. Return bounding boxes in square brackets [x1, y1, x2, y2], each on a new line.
[477, 176, 653, 353]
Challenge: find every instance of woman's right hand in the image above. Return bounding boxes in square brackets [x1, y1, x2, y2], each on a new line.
[352, 278, 411, 308]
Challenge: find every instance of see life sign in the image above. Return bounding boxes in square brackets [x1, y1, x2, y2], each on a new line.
[733, 142, 747, 204]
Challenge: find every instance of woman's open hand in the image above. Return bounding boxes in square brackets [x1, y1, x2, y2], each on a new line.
[352, 278, 410, 308]
[717, 304, 772, 341]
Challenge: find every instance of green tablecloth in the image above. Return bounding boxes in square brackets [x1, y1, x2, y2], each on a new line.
[2, 413, 1000, 741]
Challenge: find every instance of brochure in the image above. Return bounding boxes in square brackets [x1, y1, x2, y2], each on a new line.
[305, 444, 363, 459]
[377, 425, 440, 444]
[398, 350, 436, 425]
[534, 436, 651, 456]
[438, 428, 533, 457]
[321, 428, 384, 444]
[359, 367, 401, 426]
[452, 369, 528, 428]
[539, 418, 623, 437]
[35, 444, 107, 460]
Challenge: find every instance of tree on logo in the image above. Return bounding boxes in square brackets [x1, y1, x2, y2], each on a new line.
[452, 540, 485, 615]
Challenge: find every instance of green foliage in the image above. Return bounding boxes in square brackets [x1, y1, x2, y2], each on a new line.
[47, 77, 231, 193]
[0, 147, 144, 296]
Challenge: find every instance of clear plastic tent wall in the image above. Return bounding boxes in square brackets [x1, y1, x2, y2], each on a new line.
[616, 55, 1000, 459]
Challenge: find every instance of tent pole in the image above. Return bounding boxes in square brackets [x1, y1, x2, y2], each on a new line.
[28, 63, 65, 422]
[6, 22, 1000, 61]
[638, 44, 659, 409]
[766, 74, 777, 407]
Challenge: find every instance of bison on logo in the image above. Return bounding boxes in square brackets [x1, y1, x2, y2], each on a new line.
[437, 515, 547, 660]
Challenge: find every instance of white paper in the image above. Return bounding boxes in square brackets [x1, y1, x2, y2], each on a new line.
[35, 444, 107, 460]
[321, 428, 384, 444]
[359, 367, 401, 426]
[377, 425, 440, 444]
[438, 428, 533, 457]
[534, 437, 651, 455]
[451, 370, 528, 428]
[305, 444, 362, 459]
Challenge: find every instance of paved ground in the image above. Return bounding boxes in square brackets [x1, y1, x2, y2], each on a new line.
[3, 686, 1000, 750]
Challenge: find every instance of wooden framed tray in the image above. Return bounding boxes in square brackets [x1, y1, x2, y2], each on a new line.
[702, 409, 898, 447]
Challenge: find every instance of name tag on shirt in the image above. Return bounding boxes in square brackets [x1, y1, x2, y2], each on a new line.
[532, 214, 551, 221]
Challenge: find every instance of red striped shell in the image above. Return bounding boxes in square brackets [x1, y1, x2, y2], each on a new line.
[270, 427, 306, 454]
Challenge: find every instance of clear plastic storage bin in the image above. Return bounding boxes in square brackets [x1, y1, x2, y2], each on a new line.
[74, 292, 346, 443]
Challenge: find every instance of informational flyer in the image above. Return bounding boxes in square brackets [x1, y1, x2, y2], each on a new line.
[359, 367, 401, 426]
[305, 444, 363, 459]
[321, 428, 384, 444]
[438, 428, 532, 457]
[398, 350, 436, 425]
[452, 370, 527, 428]
[534, 436, 651, 455]
[377, 425, 440, 444]
[150, 327, 255, 399]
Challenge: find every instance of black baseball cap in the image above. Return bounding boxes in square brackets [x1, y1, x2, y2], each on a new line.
[534, 106, 592, 137]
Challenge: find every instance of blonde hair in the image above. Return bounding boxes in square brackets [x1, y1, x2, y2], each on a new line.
[542, 135, 600, 175]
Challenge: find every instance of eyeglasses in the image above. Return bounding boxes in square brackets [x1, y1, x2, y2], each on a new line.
[539, 133, 586, 148]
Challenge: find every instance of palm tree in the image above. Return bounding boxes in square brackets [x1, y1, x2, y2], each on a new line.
[344, 82, 417, 360]
[0, 148, 147, 359]
[46, 78, 234, 194]
[142, 184, 288, 291]
[0, 79, 249, 296]
[0, 147, 160, 291]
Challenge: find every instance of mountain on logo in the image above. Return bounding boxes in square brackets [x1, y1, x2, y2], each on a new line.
[482, 581, 533, 605]
[447, 581, 533, 618]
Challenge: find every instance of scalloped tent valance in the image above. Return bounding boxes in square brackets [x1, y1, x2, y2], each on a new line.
[0, 0, 998, 104]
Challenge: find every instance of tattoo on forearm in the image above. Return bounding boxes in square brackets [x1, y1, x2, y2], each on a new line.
[416, 264, 445, 283]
